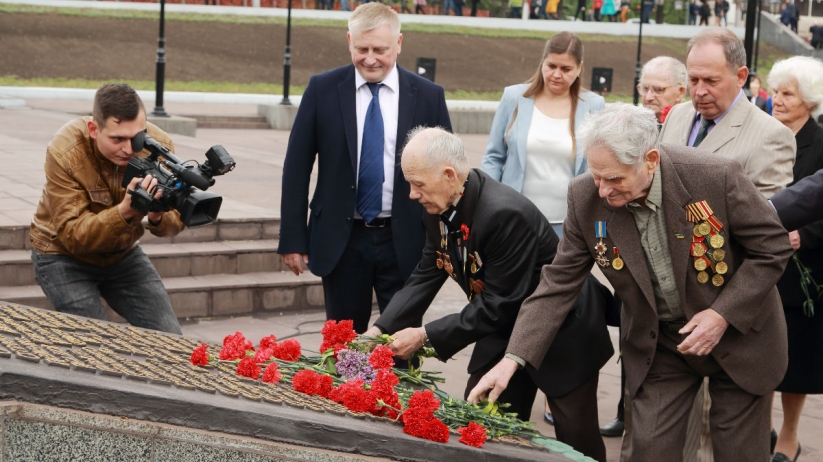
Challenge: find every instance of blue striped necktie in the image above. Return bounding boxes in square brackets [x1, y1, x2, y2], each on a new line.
[357, 82, 384, 223]
[692, 116, 714, 148]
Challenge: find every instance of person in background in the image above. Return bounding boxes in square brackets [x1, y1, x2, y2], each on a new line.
[749, 76, 769, 113]
[689, 0, 700, 25]
[767, 55, 823, 462]
[714, 0, 729, 26]
[638, 56, 688, 123]
[592, 0, 602, 21]
[574, 0, 588, 20]
[601, 0, 617, 21]
[699, 0, 711, 25]
[415, 0, 426, 14]
[481, 31, 606, 428]
[509, 0, 524, 18]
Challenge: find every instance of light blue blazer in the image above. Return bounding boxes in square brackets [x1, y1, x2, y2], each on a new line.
[481, 83, 606, 193]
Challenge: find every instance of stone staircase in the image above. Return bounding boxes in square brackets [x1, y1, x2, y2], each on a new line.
[185, 114, 271, 130]
[0, 219, 324, 323]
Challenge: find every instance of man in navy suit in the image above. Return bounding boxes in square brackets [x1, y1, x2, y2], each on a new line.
[278, 3, 452, 333]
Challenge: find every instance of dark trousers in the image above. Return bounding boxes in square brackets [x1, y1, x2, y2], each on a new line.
[31, 247, 181, 334]
[630, 325, 772, 461]
[322, 222, 405, 334]
[466, 364, 606, 462]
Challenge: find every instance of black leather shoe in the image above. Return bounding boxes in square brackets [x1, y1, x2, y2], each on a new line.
[543, 411, 554, 426]
[770, 443, 801, 462]
[599, 417, 624, 437]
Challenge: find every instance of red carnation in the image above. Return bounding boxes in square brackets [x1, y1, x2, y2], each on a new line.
[236, 356, 261, 380]
[190, 342, 210, 366]
[458, 422, 487, 448]
[424, 419, 451, 443]
[253, 347, 274, 363]
[368, 345, 395, 370]
[659, 105, 673, 124]
[319, 320, 357, 354]
[259, 334, 277, 350]
[219, 331, 254, 361]
[272, 338, 302, 362]
[292, 370, 334, 398]
[262, 362, 282, 383]
[408, 389, 440, 413]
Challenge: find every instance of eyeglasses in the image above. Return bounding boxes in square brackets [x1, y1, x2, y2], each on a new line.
[637, 84, 673, 96]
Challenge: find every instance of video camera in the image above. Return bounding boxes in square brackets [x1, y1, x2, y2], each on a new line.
[122, 131, 236, 228]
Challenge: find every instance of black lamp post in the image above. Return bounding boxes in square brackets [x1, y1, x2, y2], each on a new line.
[152, 0, 169, 117]
[633, 1, 649, 105]
[280, 0, 293, 106]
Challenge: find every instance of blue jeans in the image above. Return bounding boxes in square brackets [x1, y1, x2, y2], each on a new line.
[32, 247, 182, 334]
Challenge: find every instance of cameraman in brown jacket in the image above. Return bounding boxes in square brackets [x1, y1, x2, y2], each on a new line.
[30, 84, 183, 334]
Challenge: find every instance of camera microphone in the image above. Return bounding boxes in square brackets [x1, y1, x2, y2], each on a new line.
[163, 161, 212, 191]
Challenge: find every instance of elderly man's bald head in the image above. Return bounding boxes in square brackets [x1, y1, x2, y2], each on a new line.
[401, 127, 469, 215]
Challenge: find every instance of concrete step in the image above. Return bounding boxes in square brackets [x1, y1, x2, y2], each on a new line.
[0, 271, 324, 321]
[0, 240, 283, 287]
[0, 217, 281, 251]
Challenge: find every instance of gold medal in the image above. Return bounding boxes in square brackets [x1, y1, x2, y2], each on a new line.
[712, 274, 724, 286]
[694, 258, 708, 271]
[715, 261, 728, 274]
[709, 234, 724, 249]
[613, 256, 624, 270]
[471, 261, 478, 274]
[698, 222, 711, 236]
[693, 225, 703, 237]
[697, 271, 709, 283]
[690, 242, 707, 257]
[711, 249, 726, 262]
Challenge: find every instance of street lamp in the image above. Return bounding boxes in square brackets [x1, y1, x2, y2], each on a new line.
[152, 0, 169, 117]
[280, 0, 293, 106]
[633, 0, 652, 105]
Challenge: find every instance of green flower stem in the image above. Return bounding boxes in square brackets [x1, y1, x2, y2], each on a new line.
[793, 253, 820, 317]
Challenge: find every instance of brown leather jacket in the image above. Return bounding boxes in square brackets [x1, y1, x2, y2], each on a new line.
[30, 117, 184, 266]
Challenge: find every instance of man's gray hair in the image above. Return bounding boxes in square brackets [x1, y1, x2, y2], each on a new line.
[404, 126, 470, 177]
[687, 28, 747, 71]
[768, 56, 823, 118]
[577, 103, 660, 167]
[348, 2, 401, 37]
[641, 56, 688, 90]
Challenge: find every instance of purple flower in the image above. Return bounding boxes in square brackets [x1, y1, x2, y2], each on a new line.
[336, 349, 375, 384]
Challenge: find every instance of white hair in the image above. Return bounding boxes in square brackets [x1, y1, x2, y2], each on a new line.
[404, 126, 469, 177]
[578, 103, 659, 167]
[767, 56, 823, 118]
[641, 56, 688, 90]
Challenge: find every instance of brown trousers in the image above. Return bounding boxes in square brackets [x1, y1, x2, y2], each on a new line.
[621, 326, 771, 462]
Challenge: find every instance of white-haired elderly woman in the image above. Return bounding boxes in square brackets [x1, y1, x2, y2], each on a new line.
[638, 56, 687, 123]
[767, 55, 823, 462]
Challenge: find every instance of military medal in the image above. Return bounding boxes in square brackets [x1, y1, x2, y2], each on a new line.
[686, 200, 728, 286]
[709, 233, 724, 249]
[612, 247, 624, 270]
[690, 241, 707, 257]
[595, 221, 610, 268]
[439, 222, 448, 249]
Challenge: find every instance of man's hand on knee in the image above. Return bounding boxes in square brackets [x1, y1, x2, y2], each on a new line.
[467, 357, 519, 405]
[677, 308, 729, 356]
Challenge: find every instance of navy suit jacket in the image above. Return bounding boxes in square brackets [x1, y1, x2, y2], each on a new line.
[278, 64, 452, 279]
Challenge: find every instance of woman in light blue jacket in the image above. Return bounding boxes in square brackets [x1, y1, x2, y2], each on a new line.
[482, 32, 605, 237]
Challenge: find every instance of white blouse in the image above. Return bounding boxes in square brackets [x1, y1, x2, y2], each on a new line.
[520, 106, 574, 225]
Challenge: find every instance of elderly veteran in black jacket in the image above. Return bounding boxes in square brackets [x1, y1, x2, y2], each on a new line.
[364, 126, 616, 462]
